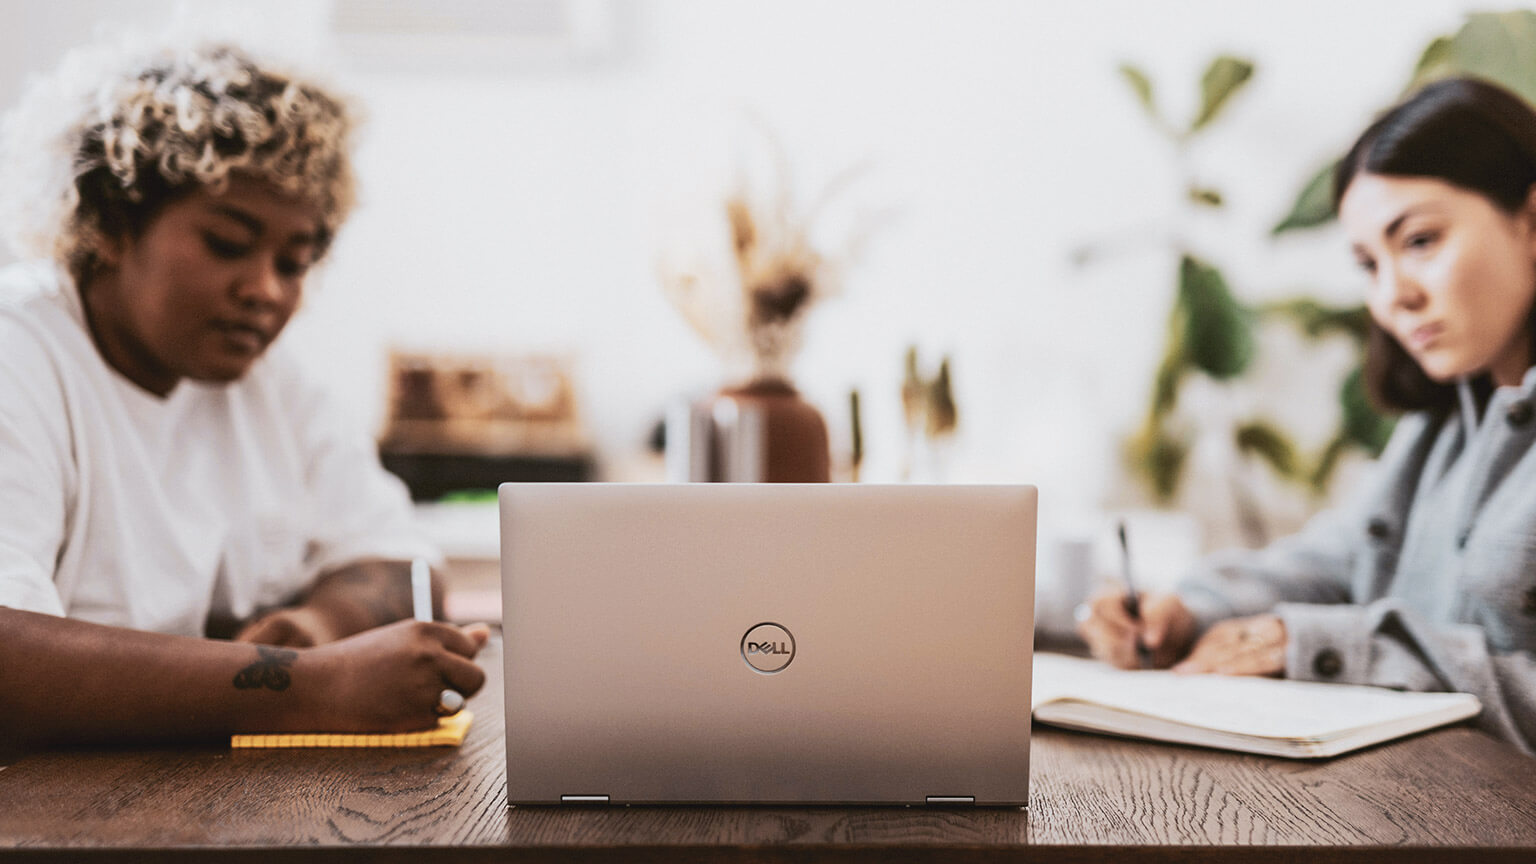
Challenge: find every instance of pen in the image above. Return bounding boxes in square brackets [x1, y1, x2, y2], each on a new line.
[411, 557, 433, 623]
[1117, 520, 1154, 669]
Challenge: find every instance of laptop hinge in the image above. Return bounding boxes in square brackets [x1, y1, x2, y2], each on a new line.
[560, 795, 610, 803]
[926, 796, 976, 805]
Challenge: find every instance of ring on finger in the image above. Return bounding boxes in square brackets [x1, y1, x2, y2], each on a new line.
[435, 688, 465, 716]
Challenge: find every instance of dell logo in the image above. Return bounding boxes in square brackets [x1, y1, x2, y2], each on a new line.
[741, 623, 795, 674]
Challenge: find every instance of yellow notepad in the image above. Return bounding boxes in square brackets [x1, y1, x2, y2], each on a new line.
[231, 710, 474, 749]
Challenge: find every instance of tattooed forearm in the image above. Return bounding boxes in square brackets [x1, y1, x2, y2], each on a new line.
[233, 645, 298, 691]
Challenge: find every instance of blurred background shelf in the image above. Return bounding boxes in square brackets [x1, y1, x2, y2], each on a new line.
[381, 450, 595, 501]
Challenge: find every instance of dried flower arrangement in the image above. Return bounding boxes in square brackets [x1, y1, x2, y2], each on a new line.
[659, 136, 870, 386]
[902, 346, 957, 441]
[900, 345, 958, 481]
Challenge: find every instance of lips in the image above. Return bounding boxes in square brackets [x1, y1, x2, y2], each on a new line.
[211, 319, 274, 354]
[1405, 322, 1445, 351]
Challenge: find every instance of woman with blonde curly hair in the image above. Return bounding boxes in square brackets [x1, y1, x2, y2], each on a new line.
[0, 41, 486, 748]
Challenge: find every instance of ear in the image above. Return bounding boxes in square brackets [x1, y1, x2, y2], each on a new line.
[93, 232, 127, 270]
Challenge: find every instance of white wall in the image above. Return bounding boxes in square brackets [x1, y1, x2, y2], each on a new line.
[0, 0, 1503, 542]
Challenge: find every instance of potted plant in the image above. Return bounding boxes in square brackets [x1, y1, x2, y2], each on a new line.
[658, 133, 869, 482]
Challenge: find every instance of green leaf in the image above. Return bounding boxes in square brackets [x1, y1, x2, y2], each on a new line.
[1273, 159, 1339, 234]
[1311, 304, 1371, 341]
[1178, 255, 1253, 379]
[1306, 370, 1395, 492]
[1128, 420, 1188, 504]
[1235, 420, 1301, 479]
[1151, 288, 1192, 417]
[1309, 434, 1350, 494]
[1407, 12, 1536, 108]
[1150, 348, 1185, 418]
[1412, 36, 1458, 82]
[1188, 186, 1224, 207]
[1119, 63, 1161, 124]
[1340, 367, 1395, 455]
[1279, 13, 1536, 239]
[1260, 298, 1370, 341]
[1191, 56, 1254, 133]
[1259, 298, 1326, 335]
[1146, 434, 1187, 503]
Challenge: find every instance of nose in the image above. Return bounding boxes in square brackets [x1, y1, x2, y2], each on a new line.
[233, 257, 291, 310]
[1372, 260, 1427, 316]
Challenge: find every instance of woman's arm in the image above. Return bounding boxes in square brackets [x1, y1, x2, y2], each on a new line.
[1078, 506, 1367, 669]
[0, 606, 487, 749]
[1083, 417, 1437, 671]
[1176, 505, 1361, 629]
[1176, 415, 1441, 630]
[233, 559, 447, 646]
[1275, 599, 1536, 754]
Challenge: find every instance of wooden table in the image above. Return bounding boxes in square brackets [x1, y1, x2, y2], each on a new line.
[3, 637, 1535, 863]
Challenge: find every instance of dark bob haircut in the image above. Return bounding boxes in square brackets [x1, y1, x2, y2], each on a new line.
[1334, 77, 1536, 414]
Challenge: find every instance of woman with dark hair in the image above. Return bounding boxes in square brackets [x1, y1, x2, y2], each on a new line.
[1078, 77, 1536, 754]
[0, 41, 487, 749]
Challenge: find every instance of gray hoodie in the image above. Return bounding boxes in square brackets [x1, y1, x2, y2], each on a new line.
[1180, 372, 1536, 755]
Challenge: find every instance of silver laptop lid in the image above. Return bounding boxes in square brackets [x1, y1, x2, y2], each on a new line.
[499, 483, 1036, 806]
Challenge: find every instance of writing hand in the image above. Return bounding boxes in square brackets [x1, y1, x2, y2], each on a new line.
[292, 619, 491, 732]
[1076, 589, 1197, 669]
[1172, 614, 1286, 677]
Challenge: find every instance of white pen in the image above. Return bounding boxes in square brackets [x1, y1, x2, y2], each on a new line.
[411, 557, 433, 623]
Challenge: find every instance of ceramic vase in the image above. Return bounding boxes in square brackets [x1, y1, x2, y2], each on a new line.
[711, 378, 830, 483]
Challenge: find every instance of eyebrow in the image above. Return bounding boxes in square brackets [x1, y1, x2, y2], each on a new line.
[208, 204, 319, 246]
[1351, 204, 1442, 259]
[1381, 204, 1439, 242]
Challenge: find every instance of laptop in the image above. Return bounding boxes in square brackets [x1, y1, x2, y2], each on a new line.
[499, 483, 1037, 806]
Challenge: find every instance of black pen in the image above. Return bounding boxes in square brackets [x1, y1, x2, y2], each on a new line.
[1117, 520, 1154, 669]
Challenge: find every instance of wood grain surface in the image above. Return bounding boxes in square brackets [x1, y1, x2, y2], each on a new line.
[2, 634, 1534, 863]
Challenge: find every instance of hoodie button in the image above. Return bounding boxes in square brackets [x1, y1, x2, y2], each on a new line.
[1313, 649, 1343, 679]
[1507, 401, 1533, 427]
[1366, 518, 1391, 541]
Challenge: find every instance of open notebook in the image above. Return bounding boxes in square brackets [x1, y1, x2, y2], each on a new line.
[1032, 653, 1481, 759]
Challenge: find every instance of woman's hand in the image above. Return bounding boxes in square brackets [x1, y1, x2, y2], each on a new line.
[235, 606, 341, 647]
[1172, 614, 1287, 677]
[294, 619, 491, 732]
[234, 559, 446, 648]
[1076, 589, 1198, 669]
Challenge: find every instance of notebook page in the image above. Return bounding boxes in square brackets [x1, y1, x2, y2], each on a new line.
[1033, 653, 1479, 741]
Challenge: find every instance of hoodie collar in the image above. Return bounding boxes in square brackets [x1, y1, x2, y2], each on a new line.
[1457, 368, 1536, 440]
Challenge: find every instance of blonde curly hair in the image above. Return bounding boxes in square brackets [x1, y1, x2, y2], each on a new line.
[0, 40, 355, 280]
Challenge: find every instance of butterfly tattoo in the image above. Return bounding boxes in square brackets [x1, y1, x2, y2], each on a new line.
[233, 645, 299, 691]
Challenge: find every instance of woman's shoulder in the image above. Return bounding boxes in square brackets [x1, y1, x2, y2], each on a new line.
[1383, 410, 1438, 449]
[0, 262, 82, 377]
[1373, 410, 1453, 469]
[0, 260, 70, 307]
[0, 264, 88, 438]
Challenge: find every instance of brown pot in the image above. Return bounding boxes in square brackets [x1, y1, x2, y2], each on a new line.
[712, 379, 830, 483]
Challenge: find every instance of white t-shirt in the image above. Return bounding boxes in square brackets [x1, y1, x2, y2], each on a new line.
[0, 261, 436, 636]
